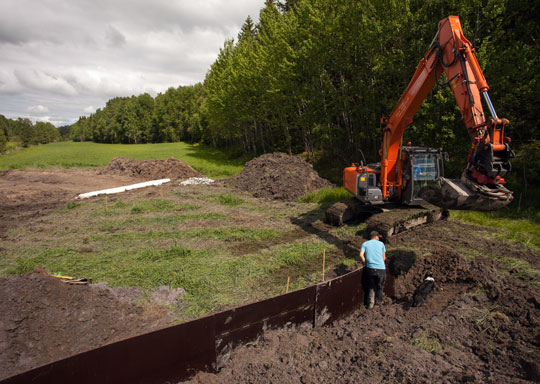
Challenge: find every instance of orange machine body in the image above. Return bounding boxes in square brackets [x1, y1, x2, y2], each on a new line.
[376, 16, 511, 202]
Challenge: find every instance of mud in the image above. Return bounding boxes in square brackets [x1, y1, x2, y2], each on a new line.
[98, 157, 201, 180]
[185, 222, 540, 384]
[0, 267, 173, 380]
[230, 153, 333, 201]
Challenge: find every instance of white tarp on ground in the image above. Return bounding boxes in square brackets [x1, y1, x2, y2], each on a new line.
[76, 178, 171, 199]
[180, 177, 214, 185]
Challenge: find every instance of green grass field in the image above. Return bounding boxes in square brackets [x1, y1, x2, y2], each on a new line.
[451, 209, 540, 250]
[0, 141, 244, 178]
[0, 183, 340, 319]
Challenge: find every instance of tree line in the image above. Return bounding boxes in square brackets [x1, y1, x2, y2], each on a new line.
[70, 0, 539, 182]
[70, 84, 205, 144]
[0, 115, 62, 152]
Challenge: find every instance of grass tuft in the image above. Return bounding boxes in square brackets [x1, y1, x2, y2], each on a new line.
[412, 331, 442, 352]
[217, 193, 245, 206]
[65, 201, 80, 210]
[299, 187, 352, 207]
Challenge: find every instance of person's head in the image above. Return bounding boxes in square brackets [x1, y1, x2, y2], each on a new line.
[369, 230, 380, 240]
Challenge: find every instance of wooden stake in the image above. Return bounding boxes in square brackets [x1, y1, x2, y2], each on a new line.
[105, 196, 108, 214]
[286, 276, 290, 293]
[322, 248, 326, 282]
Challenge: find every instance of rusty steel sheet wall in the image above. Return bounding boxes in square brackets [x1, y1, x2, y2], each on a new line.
[215, 285, 316, 360]
[1, 314, 216, 384]
[315, 268, 364, 327]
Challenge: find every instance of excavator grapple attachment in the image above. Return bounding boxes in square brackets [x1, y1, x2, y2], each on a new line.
[418, 176, 513, 211]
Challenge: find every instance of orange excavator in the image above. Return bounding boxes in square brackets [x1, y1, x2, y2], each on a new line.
[326, 16, 513, 235]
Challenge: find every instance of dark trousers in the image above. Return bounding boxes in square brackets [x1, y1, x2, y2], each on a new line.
[363, 268, 386, 305]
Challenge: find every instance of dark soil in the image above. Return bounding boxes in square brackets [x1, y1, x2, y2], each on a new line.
[230, 153, 333, 201]
[0, 267, 173, 380]
[185, 221, 540, 384]
[98, 157, 201, 181]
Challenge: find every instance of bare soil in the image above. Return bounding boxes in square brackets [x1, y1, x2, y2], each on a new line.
[0, 156, 199, 238]
[186, 221, 540, 384]
[230, 153, 333, 201]
[0, 168, 141, 238]
[0, 267, 172, 380]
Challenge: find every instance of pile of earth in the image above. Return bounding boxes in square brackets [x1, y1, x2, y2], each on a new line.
[185, 224, 540, 384]
[0, 267, 177, 380]
[230, 153, 333, 201]
[99, 157, 202, 181]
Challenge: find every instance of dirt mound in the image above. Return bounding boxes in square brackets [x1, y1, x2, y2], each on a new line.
[0, 267, 172, 380]
[99, 157, 202, 180]
[230, 153, 333, 201]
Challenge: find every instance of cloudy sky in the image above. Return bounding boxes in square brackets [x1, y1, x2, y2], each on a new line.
[0, 0, 265, 126]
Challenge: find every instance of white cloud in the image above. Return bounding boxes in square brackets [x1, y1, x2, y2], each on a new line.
[83, 106, 95, 114]
[27, 105, 49, 114]
[14, 69, 78, 96]
[0, 0, 265, 125]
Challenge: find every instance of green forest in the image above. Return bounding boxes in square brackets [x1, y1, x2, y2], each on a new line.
[66, 0, 538, 188]
[0, 115, 62, 152]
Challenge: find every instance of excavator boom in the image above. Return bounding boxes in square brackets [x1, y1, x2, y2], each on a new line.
[380, 16, 512, 211]
[326, 16, 512, 237]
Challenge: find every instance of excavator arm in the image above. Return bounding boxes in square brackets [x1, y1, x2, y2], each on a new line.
[380, 16, 513, 211]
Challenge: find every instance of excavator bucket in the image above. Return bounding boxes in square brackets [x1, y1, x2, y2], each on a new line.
[418, 176, 513, 211]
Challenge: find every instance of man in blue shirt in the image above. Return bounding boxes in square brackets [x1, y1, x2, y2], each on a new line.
[360, 230, 386, 309]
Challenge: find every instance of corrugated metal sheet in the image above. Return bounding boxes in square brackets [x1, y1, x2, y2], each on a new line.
[315, 268, 364, 327]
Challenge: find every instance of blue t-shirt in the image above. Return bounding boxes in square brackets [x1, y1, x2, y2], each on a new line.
[361, 239, 386, 269]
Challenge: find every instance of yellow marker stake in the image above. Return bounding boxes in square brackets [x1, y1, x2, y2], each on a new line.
[286, 276, 290, 293]
[322, 249, 326, 282]
[105, 196, 108, 213]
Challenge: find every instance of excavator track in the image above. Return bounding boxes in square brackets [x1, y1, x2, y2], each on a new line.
[364, 204, 447, 240]
[325, 199, 447, 240]
[324, 198, 380, 226]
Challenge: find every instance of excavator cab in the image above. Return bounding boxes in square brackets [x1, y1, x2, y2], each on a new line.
[401, 147, 444, 205]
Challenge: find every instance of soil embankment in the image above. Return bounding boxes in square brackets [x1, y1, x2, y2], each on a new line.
[230, 153, 333, 201]
[0, 267, 172, 379]
[98, 157, 201, 180]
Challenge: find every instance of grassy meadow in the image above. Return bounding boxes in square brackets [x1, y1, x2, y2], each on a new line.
[0, 141, 244, 178]
[1, 141, 539, 320]
[0, 184, 340, 319]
